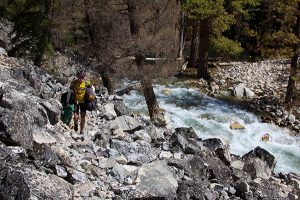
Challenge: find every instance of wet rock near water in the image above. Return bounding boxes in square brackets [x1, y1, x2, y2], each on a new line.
[0, 54, 299, 199]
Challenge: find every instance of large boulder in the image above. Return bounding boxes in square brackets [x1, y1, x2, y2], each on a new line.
[242, 146, 276, 179]
[33, 129, 57, 145]
[170, 127, 202, 154]
[145, 123, 165, 143]
[0, 109, 34, 149]
[0, 164, 73, 199]
[189, 154, 234, 186]
[103, 103, 117, 120]
[113, 100, 132, 116]
[28, 144, 61, 168]
[177, 180, 217, 200]
[39, 100, 61, 125]
[111, 116, 142, 133]
[202, 138, 231, 165]
[233, 83, 245, 97]
[0, 87, 48, 127]
[110, 139, 157, 165]
[133, 160, 178, 199]
[110, 164, 139, 184]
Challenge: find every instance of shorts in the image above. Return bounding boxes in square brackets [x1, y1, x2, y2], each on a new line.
[74, 103, 87, 113]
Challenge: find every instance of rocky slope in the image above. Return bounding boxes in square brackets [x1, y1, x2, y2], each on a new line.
[0, 51, 300, 200]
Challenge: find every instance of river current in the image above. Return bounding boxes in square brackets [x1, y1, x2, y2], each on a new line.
[121, 81, 300, 174]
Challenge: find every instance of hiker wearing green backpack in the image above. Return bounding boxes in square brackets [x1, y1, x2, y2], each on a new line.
[70, 70, 93, 134]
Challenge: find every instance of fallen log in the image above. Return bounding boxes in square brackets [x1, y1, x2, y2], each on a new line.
[115, 82, 140, 96]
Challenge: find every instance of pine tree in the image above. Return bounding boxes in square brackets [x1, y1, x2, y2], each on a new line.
[182, 0, 259, 80]
[3, 0, 54, 66]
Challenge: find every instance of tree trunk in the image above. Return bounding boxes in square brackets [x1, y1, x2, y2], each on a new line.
[188, 23, 199, 68]
[197, 19, 211, 81]
[127, 1, 165, 125]
[84, 0, 114, 94]
[100, 72, 113, 95]
[34, 0, 51, 67]
[178, 11, 186, 60]
[285, 3, 300, 103]
[136, 55, 165, 125]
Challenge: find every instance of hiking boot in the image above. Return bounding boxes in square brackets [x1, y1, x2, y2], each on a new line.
[74, 123, 78, 132]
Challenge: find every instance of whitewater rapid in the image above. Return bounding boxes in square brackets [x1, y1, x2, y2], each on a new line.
[122, 83, 300, 174]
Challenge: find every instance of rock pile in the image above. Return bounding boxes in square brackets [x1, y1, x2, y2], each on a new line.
[0, 54, 300, 199]
[208, 60, 300, 134]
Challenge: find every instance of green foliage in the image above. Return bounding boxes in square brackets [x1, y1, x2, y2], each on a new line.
[182, 0, 260, 58]
[242, 0, 299, 58]
[3, 0, 53, 64]
[212, 36, 243, 57]
[183, 0, 224, 20]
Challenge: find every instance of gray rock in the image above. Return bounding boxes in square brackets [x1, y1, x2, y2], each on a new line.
[30, 144, 60, 168]
[235, 181, 250, 193]
[170, 127, 202, 154]
[287, 114, 296, 123]
[242, 146, 276, 179]
[111, 116, 142, 133]
[68, 168, 88, 183]
[146, 124, 165, 143]
[134, 160, 178, 199]
[190, 155, 234, 185]
[39, 100, 61, 125]
[103, 103, 117, 120]
[0, 110, 34, 149]
[210, 183, 224, 193]
[0, 47, 7, 56]
[110, 139, 157, 165]
[286, 173, 300, 189]
[288, 193, 298, 200]
[0, 164, 73, 199]
[110, 164, 139, 184]
[0, 142, 12, 160]
[244, 87, 255, 98]
[231, 160, 244, 170]
[33, 129, 57, 144]
[132, 129, 152, 143]
[177, 179, 214, 200]
[113, 100, 132, 116]
[202, 138, 231, 164]
[159, 151, 173, 159]
[55, 165, 68, 178]
[233, 83, 245, 97]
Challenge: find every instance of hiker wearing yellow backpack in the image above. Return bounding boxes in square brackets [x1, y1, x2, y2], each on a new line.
[70, 70, 93, 134]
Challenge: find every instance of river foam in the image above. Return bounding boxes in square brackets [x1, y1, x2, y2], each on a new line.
[122, 83, 300, 174]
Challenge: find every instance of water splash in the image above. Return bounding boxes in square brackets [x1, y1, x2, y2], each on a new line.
[123, 84, 300, 174]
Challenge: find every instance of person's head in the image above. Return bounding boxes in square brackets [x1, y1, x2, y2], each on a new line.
[76, 70, 85, 82]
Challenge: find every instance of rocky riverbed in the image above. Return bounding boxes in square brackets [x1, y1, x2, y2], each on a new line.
[187, 60, 300, 135]
[1, 50, 300, 199]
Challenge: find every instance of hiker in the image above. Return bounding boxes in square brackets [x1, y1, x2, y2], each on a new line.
[70, 69, 93, 134]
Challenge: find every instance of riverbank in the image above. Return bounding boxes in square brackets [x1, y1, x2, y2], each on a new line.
[179, 60, 300, 135]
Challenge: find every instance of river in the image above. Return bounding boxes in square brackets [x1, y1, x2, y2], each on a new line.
[121, 81, 300, 174]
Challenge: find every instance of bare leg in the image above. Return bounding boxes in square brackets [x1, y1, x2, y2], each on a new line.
[80, 112, 86, 134]
[74, 112, 79, 131]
